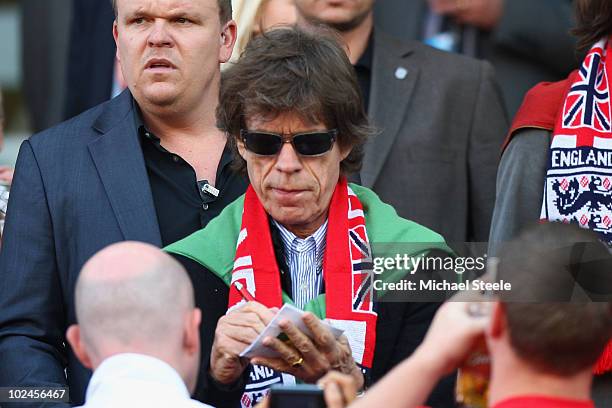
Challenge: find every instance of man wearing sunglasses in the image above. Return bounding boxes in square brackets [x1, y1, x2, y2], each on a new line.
[167, 27, 456, 408]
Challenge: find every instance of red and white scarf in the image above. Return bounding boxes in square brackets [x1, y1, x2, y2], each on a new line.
[541, 38, 612, 375]
[541, 38, 612, 245]
[228, 178, 377, 407]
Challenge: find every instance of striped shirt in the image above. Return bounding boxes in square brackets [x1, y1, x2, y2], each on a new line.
[273, 220, 328, 309]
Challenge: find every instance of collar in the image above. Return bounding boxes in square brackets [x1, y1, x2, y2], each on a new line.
[132, 98, 160, 146]
[132, 97, 146, 131]
[92, 89, 135, 135]
[133, 99, 234, 171]
[273, 219, 328, 258]
[131, 99, 160, 145]
[85, 353, 190, 402]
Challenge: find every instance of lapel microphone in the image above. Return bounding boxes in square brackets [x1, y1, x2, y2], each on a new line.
[198, 180, 219, 198]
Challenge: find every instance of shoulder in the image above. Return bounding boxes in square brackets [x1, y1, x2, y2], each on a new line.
[28, 93, 132, 152]
[514, 76, 573, 129]
[375, 30, 489, 79]
[350, 184, 448, 246]
[502, 75, 573, 152]
[165, 194, 245, 278]
[29, 104, 101, 147]
[513, 78, 571, 123]
[504, 128, 552, 159]
[413, 41, 486, 73]
[509, 127, 552, 145]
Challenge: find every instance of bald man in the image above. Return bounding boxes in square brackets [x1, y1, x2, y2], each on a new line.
[66, 242, 209, 408]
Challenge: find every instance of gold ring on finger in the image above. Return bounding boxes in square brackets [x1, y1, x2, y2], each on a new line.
[290, 356, 304, 368]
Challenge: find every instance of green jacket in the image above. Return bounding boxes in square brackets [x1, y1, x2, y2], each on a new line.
[166, 184, 452, 318]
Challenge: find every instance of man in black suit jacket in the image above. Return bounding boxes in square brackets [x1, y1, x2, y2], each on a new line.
[294, 0, 508, 244]
[0, 0, 247, 405]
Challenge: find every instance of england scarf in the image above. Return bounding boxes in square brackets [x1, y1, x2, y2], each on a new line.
[541, 38, 612, 374]
[541, 38, 612, 244]
[229, 178, 377, 408]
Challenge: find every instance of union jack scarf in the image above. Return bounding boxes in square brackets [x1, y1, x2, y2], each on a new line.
[229, 178, 377, 408]
[542, 38, 612, 245]
[541, 38, 612, 374]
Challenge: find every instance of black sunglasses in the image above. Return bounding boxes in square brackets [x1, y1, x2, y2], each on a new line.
[240, 129, 338, 157]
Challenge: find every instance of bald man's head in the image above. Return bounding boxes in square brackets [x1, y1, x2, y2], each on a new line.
[74, 242, 196, 357]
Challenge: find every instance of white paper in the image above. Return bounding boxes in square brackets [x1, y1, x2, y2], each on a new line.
[239, 303, 344, 358]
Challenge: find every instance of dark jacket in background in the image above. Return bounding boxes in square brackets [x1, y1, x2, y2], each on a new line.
[374, 0, 578, 117]
[64, 0, 116, 121]
[21, 0, 72, 132]
[364, 31, 508, 243]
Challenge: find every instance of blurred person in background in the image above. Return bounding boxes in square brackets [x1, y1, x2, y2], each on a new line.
[252, 0, 297, 37]
[63, 0, 118, 120]
[228, 0, 262, 64]
[374, 0, 578, 117]
[293, 0, 508, 244]
[21, 0, 72, 131]
[0, 0, 248, 406]
[229, 0, 297, 65]
[351, 223, 612, 408]
[490, 0, 612, 400]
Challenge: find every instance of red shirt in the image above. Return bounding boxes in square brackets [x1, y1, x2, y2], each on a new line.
[493, 396, 594, 408]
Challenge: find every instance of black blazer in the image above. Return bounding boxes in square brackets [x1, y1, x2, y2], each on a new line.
[174, 239, 456, 408]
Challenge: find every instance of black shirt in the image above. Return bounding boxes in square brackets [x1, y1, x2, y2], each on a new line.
[354, 34, 373, 112]
[134, 106, 249, 246]
[349, 35, 374, 185]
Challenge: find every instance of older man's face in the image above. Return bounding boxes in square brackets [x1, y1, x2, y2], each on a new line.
[113, 0, 233, 112]
[294, 0, 374, 32]
[238, 113, 350, 237]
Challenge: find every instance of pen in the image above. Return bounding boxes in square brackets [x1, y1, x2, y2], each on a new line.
[233, 281, 257, 302]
